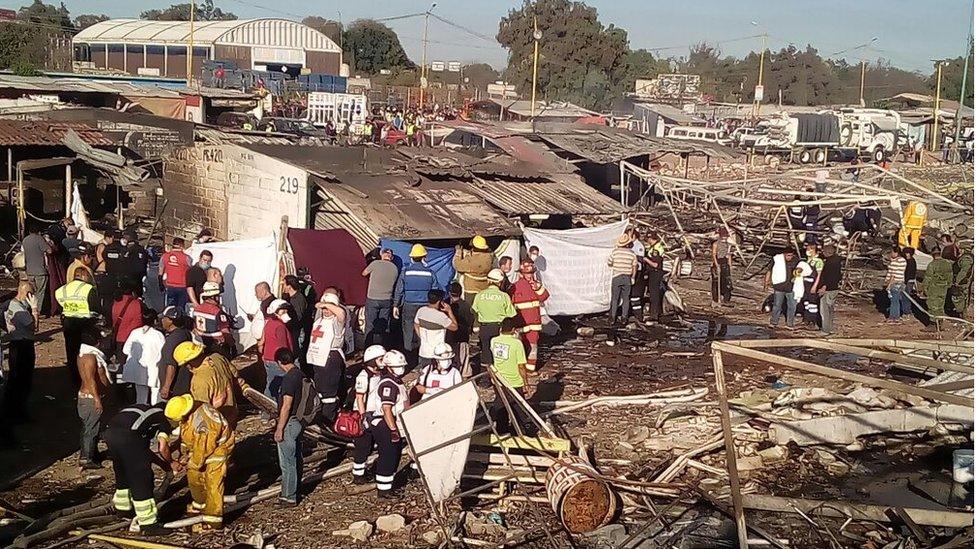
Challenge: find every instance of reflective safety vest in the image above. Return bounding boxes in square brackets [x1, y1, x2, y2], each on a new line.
[361, 123, 372, 136]
[406, 124, 416, 136]
[902, 201, 927, 230]
[56, 280, 94, 318]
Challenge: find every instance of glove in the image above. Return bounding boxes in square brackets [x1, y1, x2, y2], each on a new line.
[390, 429, 402, 443]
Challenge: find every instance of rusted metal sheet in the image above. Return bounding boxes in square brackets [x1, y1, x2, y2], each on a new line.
[0, 120, 115, 147]
[471, 174, 623, 216]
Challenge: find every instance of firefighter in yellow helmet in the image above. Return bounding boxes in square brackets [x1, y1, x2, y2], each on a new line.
[174, 341, 249, 428]
[165, 394, 234, 532]
[453, 235, 493, 336]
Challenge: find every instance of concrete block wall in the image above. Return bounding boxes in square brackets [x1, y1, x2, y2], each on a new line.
[163, 143, 309, 242]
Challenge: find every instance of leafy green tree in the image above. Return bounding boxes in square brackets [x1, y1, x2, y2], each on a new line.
[19, 0, 72, 32]
[0, 1, 73, 73]
[140, 0, 236, 22]
[73, 14, 109, 31]
[929, 52, 974, 107]
[496, 0, 630, 107]
[301, 16, 343, 46]
[461, 62, 500, 90]
[343, 19, 414, 74]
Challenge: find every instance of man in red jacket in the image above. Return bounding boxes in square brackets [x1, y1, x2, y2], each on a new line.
[158, 237, 191, 312]
[509, 260, 549, 372]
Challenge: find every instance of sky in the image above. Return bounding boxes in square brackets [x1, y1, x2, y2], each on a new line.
[24, 0, 974, 73]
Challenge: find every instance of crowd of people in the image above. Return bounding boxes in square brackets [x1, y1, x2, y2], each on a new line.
[2, 215, 971, 537]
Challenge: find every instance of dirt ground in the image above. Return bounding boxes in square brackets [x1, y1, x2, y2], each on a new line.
[0, 266, 969, 548]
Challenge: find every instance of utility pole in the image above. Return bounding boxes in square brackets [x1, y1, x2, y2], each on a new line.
[186, 0, 195, 86]
[419, 3, 436, 109]
[931, 60, 947, 151]
[859, 60, 866, 107]
[951, 35, 974, 162]
[751, 22, 766, 118]
[530, 16, 541, 118]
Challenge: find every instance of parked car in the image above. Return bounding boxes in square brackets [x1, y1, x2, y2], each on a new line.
[666, 125, 732, 146]
[257, 117, 330, 139]
[214, 111, 259, 130]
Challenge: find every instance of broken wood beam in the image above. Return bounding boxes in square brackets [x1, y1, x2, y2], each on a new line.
[711, 341, 974, 408]
[740, 494, 972, 527]
[543, 388, 708, 416]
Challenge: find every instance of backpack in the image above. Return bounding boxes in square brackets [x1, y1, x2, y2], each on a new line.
[293, 376, 321, 426]
[333, 410, 363, 438]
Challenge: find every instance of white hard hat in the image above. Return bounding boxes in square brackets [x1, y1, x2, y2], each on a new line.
[363, 344, 386, 363]
[487, 268, 505, 282]
[382, 350, 407, 368]
[320, 292, 341, 306]
[432, 342, 455, 360]
[201, 281, 221, 297]
[266, 298, 289, 314]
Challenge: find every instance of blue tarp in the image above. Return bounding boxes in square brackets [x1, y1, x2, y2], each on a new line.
[380, 239, 456, 291]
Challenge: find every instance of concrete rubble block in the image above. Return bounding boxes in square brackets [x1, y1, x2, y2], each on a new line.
[580, 524, 628, 549]
[770, 405, 975, 446]
[758, 445, 789, 464]
[376, 513, 406, 533]
[736, 456, 764, 471]
[421, 530, 442, 546]
[826, 461, 851, 476]
[332, 520, 374, 542]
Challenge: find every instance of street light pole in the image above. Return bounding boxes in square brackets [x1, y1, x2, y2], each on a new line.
[186, 0, 195, 86]
[859, 60, 866, 107]
[951, 35, 973, 161]
[751, 22, 766, 118]
[530, 16, 541, 118]
[931, 60, 947, 151]
[419, 3, 436, 109]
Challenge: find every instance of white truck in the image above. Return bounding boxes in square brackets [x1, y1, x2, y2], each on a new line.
[305, 92, 368, 133]
[748, 108, 902, 164]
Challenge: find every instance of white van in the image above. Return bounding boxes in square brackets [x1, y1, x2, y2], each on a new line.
[666, 126, 731, 146]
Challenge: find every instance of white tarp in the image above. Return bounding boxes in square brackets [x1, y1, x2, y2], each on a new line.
[71, 183, 104, 244]
[186, 234, 279, 351]
[523, 220, 628, 316]
[493, 238, 521, 283]
[400, 380, 479, 502]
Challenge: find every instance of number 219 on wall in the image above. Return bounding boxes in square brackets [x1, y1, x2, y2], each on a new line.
[279, 176, 299, 194]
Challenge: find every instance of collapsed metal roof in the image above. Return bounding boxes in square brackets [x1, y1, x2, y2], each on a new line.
[530, 125, 741, 163]
[0, 120, 116, 147]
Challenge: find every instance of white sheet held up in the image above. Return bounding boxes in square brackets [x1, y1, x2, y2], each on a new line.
[186, 234, 279, 351]
[522, 220, 628, 316]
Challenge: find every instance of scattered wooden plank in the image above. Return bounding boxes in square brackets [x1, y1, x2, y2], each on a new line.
[741, 494, 972, 528]
[470, 434, 571, 453]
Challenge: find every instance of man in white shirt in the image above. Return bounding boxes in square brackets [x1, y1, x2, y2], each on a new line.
[121, 309, 166, 404]
[413, 289, 457, 370]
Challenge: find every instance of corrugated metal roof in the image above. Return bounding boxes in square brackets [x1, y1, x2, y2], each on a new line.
[634, 102, 704, 125]
[314, 174, 520, 248]
[0, 120, 115, 147]
[470, 174, 623, 216]
[919, 369, 974, 397]
[481, 99, 598, 118]
[196, 128, 322, 146]
[533, 125, 740, 163]
[74, 18, 340, 52]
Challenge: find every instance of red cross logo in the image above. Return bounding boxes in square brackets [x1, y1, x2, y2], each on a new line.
[310, 324, 325, 343]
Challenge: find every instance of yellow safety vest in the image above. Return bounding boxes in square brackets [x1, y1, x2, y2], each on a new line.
[55, 280, 94, 318]
[901, 201, 927, 230]
[361, 124, 372, 136]
[406, 124, 416, 136]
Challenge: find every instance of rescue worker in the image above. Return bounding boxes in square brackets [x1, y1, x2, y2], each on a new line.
[898, 201, 927, 250]
[800, 244, 822, 327]
[174, 342, 247, 428]
[158, 237, 191, 311]
[786, 196, 806, 243]
[922, 247, 953, 319]
[645, 246, 666, 323]
[393, 244, 439, 356]
[802, 197, 821, 245]
[122, 231, 149, 292]
[711, 227, 733, 307]
[471, 269, 516, 375]
[416, 342, 462, 400]
[453, 235, 493, 332]
[191, 281, 235, 357]
[103, 402, 176, 536]
[165, 394, 234, 532]
[56, 269, 100, 387]
[354, 345, 387, 415]
[351, 350, 407, 498]
[509, 260, 549, 372]
[951, 246, 973, 316]
[102, 230, 127, 307]
[66, 244, 95, 283]
[306, 292, 347, 422]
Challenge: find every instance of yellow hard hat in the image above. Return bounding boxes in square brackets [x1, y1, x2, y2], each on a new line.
[173, 341, 205, 366]
[471, 235, 488, 250]
[409, 243, 428, 258]
[164, 394, 194, 421]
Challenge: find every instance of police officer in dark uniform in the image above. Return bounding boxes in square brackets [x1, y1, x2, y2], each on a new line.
[103, 403, 177, 536]
[122, 231, 149, 293]
[103, 230, 127, 310]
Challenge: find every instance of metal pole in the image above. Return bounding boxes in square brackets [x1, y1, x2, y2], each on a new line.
[186, 0, 195, 86]
[420, 10, 430, 109]
[531, 16, 539, 118]
[931, 62, 944, 151]
[859, 59, 866, 107]
[951, 35, 973, 162]
[753, 33, 766, 118]
[64, 163, 72, 217]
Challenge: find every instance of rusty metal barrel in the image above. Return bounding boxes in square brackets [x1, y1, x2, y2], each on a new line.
[545, 456, 616, 534]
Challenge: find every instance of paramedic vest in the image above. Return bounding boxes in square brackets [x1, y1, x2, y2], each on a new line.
[306, 314, 344, 366]
[419, 365, 461, 399]
[160, 250, 190, 287]
[56, 280, 94, 318]
[366, 374, 406, 419]
[191, 301, 228, 338]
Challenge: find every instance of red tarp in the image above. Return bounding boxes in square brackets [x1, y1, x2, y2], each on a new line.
[287, 228, 368, 306]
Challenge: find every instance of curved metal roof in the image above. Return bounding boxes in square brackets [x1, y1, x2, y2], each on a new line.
[73, 18, 341, 52]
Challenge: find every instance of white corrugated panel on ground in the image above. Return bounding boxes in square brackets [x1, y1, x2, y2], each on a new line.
[523, 220, 628, 316]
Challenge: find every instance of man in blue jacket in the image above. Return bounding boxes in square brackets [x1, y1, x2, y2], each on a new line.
[393, 244, 439, 356]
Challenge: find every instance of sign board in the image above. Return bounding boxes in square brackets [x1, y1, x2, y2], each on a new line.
[447, 61, 462, 73]
[754, 85, 764, 102]
[634, 74, 701, 101]
[400, 380, 479, 502]
[430, 61, 445, 72]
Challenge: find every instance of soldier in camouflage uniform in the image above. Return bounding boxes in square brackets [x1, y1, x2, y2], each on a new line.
[951, 247, 973, 316]
[922, 247, 953, 318]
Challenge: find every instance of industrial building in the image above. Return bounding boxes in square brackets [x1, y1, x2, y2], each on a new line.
[72, 18, 342, 79]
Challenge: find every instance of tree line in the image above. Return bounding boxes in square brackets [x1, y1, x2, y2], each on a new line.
[0, 0, 970, 112]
